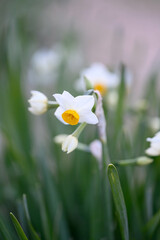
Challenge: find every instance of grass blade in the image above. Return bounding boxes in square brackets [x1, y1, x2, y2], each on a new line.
[23, 194, 41, 240]
[0, 216, 13, 240]
[144, 208, 160, 238]
[10, 212, 28, 240]
[107, 164, 129, 240]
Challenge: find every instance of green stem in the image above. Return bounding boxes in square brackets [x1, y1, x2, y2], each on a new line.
[72, 122, 87, 138]
[115, 156, 153, 166]
[77, 142, 90, 152]
[101, 140, 113, 240]
[47, 101, 59, 110]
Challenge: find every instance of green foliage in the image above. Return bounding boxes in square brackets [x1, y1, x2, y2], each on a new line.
[108, 164, 129, 240]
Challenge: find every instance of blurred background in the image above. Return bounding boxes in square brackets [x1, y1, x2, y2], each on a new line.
[0, 0, 160, 239]
[1, 0, 160, 95]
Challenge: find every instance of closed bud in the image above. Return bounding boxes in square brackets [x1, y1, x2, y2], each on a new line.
[28, 91, 48, 115]
[62, 135, 78, 154]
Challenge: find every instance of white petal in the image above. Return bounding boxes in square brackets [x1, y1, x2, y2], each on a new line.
[79, 111, 98, 124]
[30, 91, 48, 101]
[73, 95, 94, 113]
[53, 91, 74, 109]
[145, 147, 159, 156]
[90, 140, 102, 161]
[28, 107, 44, 115]
[54, 134, 68, 144]
[62, 135, 78, 153]
[54, 106, 68, 125]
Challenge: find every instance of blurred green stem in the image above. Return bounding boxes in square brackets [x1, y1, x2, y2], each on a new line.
[101, 140, 113, 239]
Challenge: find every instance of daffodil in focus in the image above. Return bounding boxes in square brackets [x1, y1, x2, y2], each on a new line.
[28, 91, 48, 115]
[76, 63, 119, 96]
[53, 91, 98, 125]
[146, 131, 160, 156]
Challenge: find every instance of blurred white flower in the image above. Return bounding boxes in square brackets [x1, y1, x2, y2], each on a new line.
[28, 48, 61, 85]
[53, 91, 98, 125]
[76, 63, 119, 96]
[146, 131, 160, 156]
[148, 117, 160, 132]
[89, 140, 102, 161]
[62, 135, 78, 154]
[28, 91, 48, 115]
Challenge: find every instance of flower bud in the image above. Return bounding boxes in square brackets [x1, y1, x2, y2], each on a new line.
[136, 156, 153, 165]
[54, 134, 67, 144]
[28, 91, 48, 115]
[62, 135, 78, 154]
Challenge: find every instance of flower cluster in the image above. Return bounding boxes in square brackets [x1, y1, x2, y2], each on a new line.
[28, 89, 98, 153]
[28, 61, 157, 167]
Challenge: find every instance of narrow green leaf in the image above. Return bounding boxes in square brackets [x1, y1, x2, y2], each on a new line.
[107, 164, 129, 240]
[0, 217, 12, 240]
[23, 194, 41, 240]
[144, 208, 160, 238]
[10, 212, 28, 240]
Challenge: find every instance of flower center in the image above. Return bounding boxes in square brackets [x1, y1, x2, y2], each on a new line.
[94, 83, 107, 96]
[62, 110, 80, 125]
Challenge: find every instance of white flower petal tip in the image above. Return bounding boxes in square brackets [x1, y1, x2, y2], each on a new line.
[28, 90, 48, 115]
[145, 131, 160, 157]
[53, 91, 98, 125]
[62, 135, 78, 154]
[54, 134, 68, 144]
[89, 140, 102, 161]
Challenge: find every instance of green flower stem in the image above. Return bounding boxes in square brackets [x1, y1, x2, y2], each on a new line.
[47, 101, 59, 110]
[115, 156, 153, 166]
[72, 122, 87, 138]
[101, 140, 113, 240]
[77, 142, 90, 152]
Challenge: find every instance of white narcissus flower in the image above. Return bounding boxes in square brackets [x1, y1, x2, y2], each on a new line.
[76, 63, 119, 96]
[31, 49, 60, 75]
[28, 48, 61, 86]
[62, 135, 78, 154]
[53, 91, 98, 125]
[146, 131, 160, 156]
[28, 91, 48, 115]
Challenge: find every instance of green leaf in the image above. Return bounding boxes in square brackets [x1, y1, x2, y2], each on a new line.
[23, 194, 41, 240]
[144, 208, 160, 238]
[0, 217, 12, 240]
[10, 212, 28, 240]
[107, 164, 129, 240]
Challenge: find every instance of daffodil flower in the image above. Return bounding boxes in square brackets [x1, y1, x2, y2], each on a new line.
[146, 131, 160, 156]
[28, 91, 48, 115]
[53, 91, 98, 125]
[76, 63, 119, 96]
